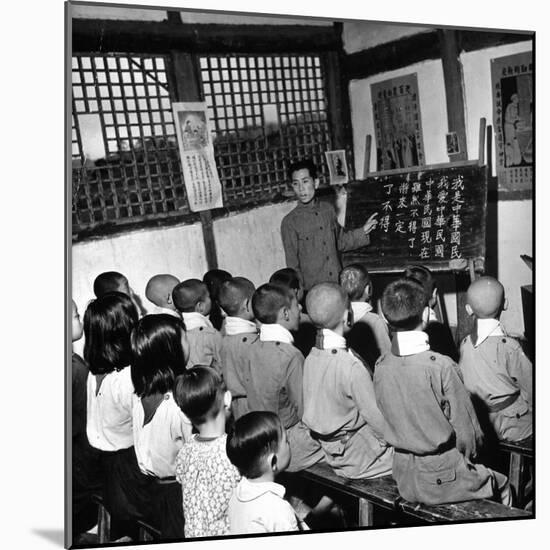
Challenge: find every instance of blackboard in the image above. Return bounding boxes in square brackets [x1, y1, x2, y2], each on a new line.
[344, 161, 488, 271]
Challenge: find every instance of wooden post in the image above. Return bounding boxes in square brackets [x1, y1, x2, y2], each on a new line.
[363, 135, 372, 178]
[478, 118, 487, 166]
[438, 29, 468, 162]
[358, 498, 375, 526]
[168, 50, 219, 270]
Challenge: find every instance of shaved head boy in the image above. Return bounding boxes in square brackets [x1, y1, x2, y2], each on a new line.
[145, 274, 180, 313]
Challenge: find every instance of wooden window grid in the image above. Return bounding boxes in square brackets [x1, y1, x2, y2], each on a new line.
[72, 51, 334, 238]
[71, 53, 188, 233]
[200, 53, 332, 203]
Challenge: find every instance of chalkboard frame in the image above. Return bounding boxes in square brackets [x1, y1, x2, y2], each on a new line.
[343, 160, 488, 273]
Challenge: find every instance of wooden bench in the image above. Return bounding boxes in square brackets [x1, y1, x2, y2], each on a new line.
[499, 436, 533, 505]
[299, 462, 531, 526]
[91, 494, 162, 544]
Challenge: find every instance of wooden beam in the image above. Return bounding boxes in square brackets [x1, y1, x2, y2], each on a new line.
[72, 19, 340, 54]
[438, 29, 468, 161]
[343, 31, 440, 81]
[457, 29, 534, 53]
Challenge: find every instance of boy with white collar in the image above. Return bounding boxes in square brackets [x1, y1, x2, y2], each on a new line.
[243, 283, 324, 471]
[227, 411, 303, 534]
[218, 277, 259, 419]
[374, 278, 511, 505]
[459, 276, 532, 442]
[339, 263, 390, 369]
[144, 274, 181, 317]
[302, 283, 392, 479]
[172, 279, 222, 370]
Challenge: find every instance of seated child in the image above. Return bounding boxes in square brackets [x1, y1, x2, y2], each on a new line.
[144, 274, 181, 318]
[373, 278, 511, 505]
[226, 411, 304, 534]
[218, 277, 258, 419]
[172, 279, 222, 371]
[302, 283, 393, 479]
[174, 366, 241, 538]
[130, 314, 194, 539]
[269, 267, 316, 357]
[84, 292, 150, 537]
[458, 276, 532, 443]
[93, 270, 146, 316]
[244, 283, 324, 471]
[280, 158, 378, 291]
[71, 300, 101, 541]
[403, 265, 458, 361]
[339, 263, 391, 369]
[203, 269, 232, 331]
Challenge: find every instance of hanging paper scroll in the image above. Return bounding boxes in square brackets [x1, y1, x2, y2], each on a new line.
[173, 102, 224, 212]
[371, 73, 426, 172]
[491, 52, 533, 190]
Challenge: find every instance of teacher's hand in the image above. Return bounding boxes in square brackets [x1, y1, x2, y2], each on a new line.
[363, 212, 379, 235]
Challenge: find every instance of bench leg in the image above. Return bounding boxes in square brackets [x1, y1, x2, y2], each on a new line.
[97, 502, 111, 544]
[358, 498, 374, 526]
[508, 451, 522, 505]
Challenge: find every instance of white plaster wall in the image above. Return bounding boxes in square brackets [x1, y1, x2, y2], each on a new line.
[72, 222, 208, 327]
[461, 40, 532, 176]
[343, 22, 431, 54]
[349, 59, 448, 178]
[496, 200, 532, 336]
[213, 201, 296, 287]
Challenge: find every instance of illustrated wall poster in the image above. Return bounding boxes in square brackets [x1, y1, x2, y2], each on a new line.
[371, 74, 425, 171]
[491, 51, 533, 190]
[173, 102, 224, 211]
[325, 150, 349, 185]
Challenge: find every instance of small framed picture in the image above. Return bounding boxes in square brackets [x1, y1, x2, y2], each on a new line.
[325, 149, 349, 185]
[446, 131, 460, 155]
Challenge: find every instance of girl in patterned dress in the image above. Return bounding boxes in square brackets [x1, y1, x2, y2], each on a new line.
[174, 366, 241, 538]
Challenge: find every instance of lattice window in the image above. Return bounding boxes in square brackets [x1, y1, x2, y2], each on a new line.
[199, 54, 332, 203]
[71, 54, 188, 232]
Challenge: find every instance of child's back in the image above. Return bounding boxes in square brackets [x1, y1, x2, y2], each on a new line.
[218, 278, 259, 419]
[173, 279, 222, 371]
[374, 279, 510, 505]
[302, 283, 393, 479]
[458, 277, 532, 442]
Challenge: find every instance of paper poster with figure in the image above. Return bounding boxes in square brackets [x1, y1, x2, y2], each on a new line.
[173, 102, 223, 211]
[491, 52, 532, 190]
[325, 150, 349, 185]
[371, 73, 425, 172]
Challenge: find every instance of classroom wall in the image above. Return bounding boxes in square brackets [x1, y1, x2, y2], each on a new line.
[345, 29, 532, 336]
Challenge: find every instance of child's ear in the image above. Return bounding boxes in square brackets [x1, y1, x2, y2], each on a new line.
[364, 283, 372, 301]
[465, 303, 474, 317]
[167, 293, 173, 305]
[223, 390, 232, 410]
[314, 178, 320, 190]
[270, 452, 278, 473]
[196, 300, 206, 314]
[282, 306, 290, 322]
[421, 306, 430, 326]
[503, 298, 508, 311]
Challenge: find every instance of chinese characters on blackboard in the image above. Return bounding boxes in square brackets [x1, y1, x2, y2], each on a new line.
[377, 173, 465, 261]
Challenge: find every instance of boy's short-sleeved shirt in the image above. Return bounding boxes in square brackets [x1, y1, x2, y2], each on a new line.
[175, 434, 241, 538]
[281, 199, 369, 290]
[181, 313, 223, 370]
[229, 478, 300, 534]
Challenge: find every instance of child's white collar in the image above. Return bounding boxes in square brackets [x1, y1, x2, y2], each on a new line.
[320, 328, 347, 350]
[260, 323, 294, 344]
[473, 318, 504, 347]
[224, 316, 258, 336]
[351, 301, 373, 323]
[181, 311, 213, 331]
[391, 330, 430, 356]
